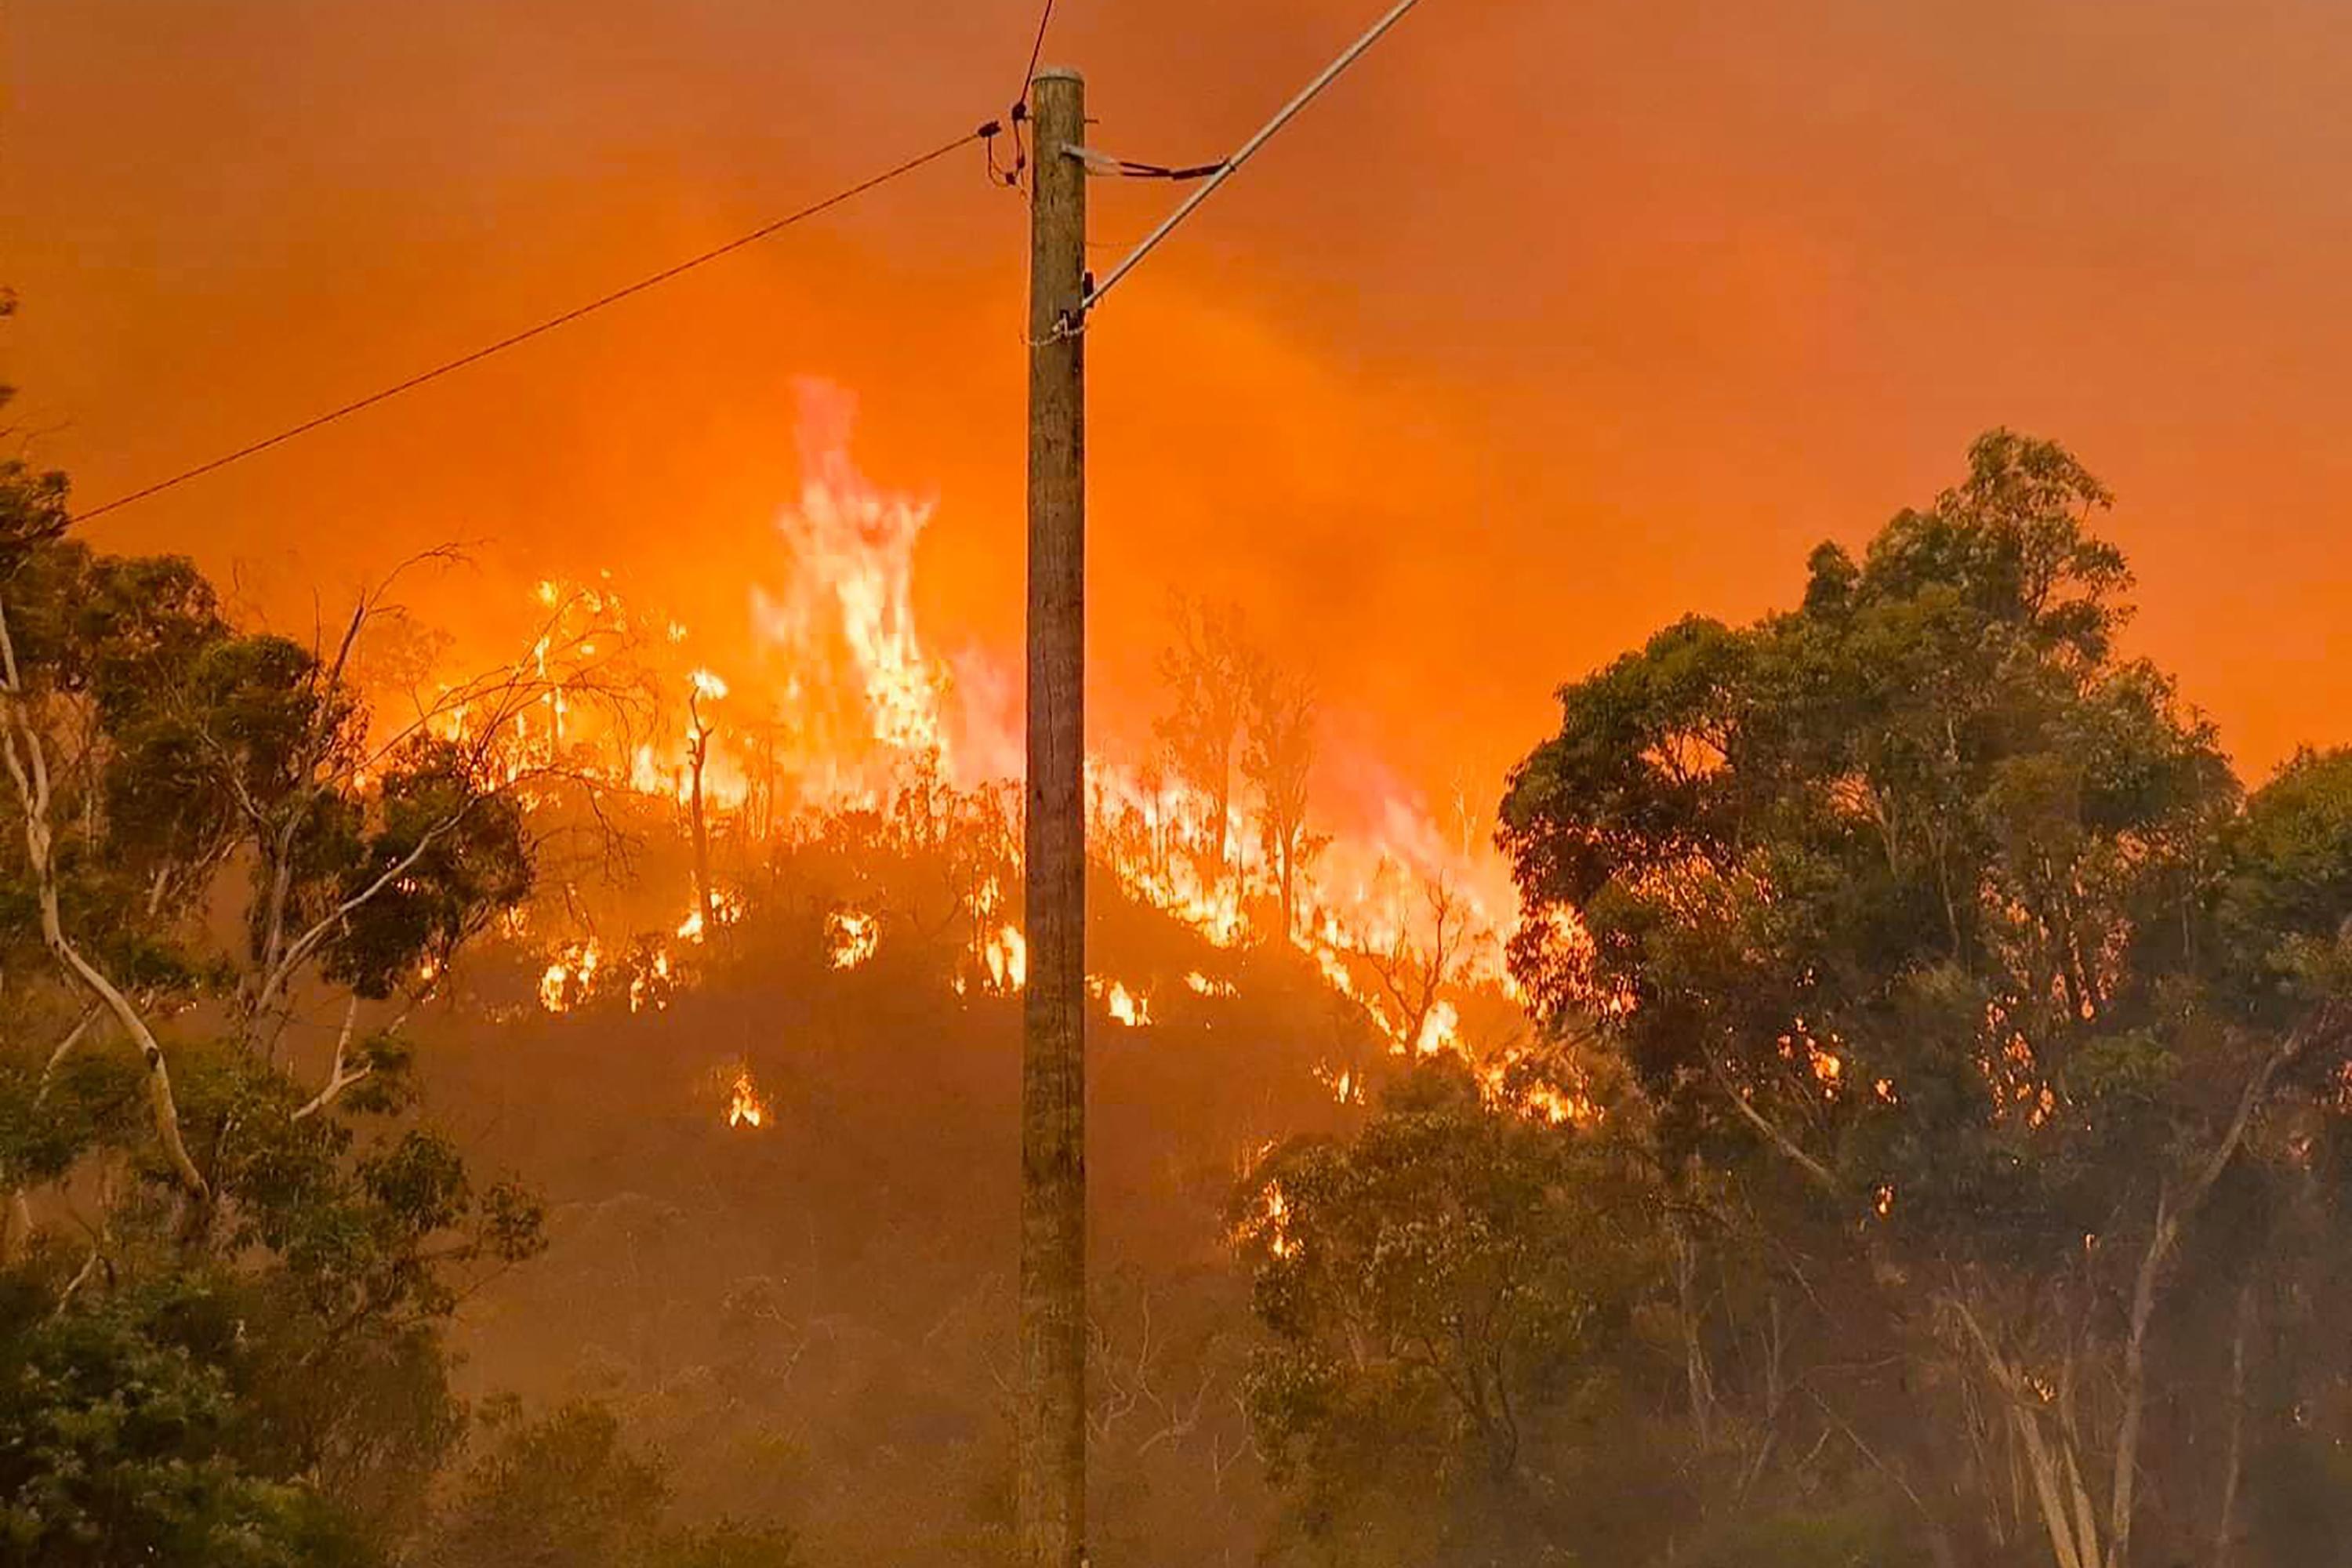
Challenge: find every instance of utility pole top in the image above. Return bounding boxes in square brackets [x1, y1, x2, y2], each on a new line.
[1033, 64, 1083, 84]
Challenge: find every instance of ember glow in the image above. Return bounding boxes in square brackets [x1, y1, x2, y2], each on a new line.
[1089, 976, 1152, 1029]
[982, 924, 1026, 995]
[1314, 1062, 1367, 1106]
[627, 949, 673, 1014]
[539, 938, 602, 1015]
[1413, 1000, 1461, 1058]
[726, 1066, 769, 1131]
[1240, 1179, 1301, 1262]
[826, 909, 880, 971]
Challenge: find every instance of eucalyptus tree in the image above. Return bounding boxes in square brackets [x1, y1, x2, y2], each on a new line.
[1500, 432, 2352, 1567]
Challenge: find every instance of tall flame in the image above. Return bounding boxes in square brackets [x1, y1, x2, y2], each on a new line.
[728, 1066, 769, 1130]
[750, 382, 983, 803]
[462, 381, 1564, 1120]
[827, 909, 880, 971]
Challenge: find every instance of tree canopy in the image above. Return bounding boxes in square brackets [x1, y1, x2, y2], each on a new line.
[1485, 430, 2352, 1566]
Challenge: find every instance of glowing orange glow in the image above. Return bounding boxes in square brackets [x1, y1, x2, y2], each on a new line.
[1516, 1080, 1597, 1126]
[539, 938, 601, 1014]
[826, 909, 880, 971]
[676, 889, 742, 946]
[726, 1066, 768, 1130]
[1472, 1040, 1602, 1128]
[1089, 975, 1152, 1029]
[1412, 1000, 1460, 1058]
[983, 924, 1026, 994]
[1238, 1179, 1301, 1261]
[628, 949, 673, 1014]
[1314, 1061, 1367, 1106]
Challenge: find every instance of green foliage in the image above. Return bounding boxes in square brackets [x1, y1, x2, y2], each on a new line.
[1495, 429, 2352, 1566]
[431, 1399, 669, 1567]
[325, 739, 533, 1000]
[0, 489, 579, 1562]
[430, 1400, 802, 1568]
[2221, 746, 2352, 1005]
[0, 299, 68, 571]
[1499, 428, 2251, 1240]
[0, 344, 806, 1568]
[2, 531, 535, 1021]
[0, 1271, 380, 1567]
[1239, 1062, 1667, 1564]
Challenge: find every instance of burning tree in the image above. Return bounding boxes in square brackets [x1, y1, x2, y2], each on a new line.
[1243, 659, 1323, 942]
[685, 667, 725, 942]
[1155, 596, 1254, 893]
[1362, 869, 1479, 1056]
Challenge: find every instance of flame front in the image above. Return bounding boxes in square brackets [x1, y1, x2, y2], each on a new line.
[539, 938, 601, 1014]
[1239, 1179, 1301, 1261]
[983, 924, 1027, 994]
[728, 1067, 768, 1130]
[1089, 975, 1152, 1029]
[439, 383, 1552, 1118]
[827, 909, 880, 971]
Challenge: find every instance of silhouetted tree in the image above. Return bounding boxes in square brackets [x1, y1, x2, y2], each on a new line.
[1243, 660, 1322, 942]
[1156, 597, 1252, 891]
[1499, 430, 2352, 1567]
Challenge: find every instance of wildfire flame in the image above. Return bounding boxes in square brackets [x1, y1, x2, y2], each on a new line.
[1314, 1061, 1367, 1105]
[539, 938, 601, 1014]
[749, 383, 975, 800]
[628, 948, 673, 1014]
[677, 890, 742, 946]
[1413, 1000, 1461, 1058]
[983, 924, 1026, 993]
[459, 384, 1560, 1116]
[728, 1066, 769, 1130]
[1089, 975, 1152, 1029]
[1241, 1179, 1301, 1261]
[826, 909, 880, 971]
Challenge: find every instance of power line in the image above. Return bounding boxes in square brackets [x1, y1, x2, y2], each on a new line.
[1018, 0, 1059, 105]
[1080, 0, 1424, 320]
[71, 125, 993, 526]
[991, 0, 1061, 191]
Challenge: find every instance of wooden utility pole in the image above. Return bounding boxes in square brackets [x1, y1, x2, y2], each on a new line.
[1018, 64, 1088, 1568]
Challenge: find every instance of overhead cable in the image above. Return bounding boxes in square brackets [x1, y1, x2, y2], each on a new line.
[994, 0, 1062, 190]
[71, 125, 992, 525]
[1077, 0, 1425, 320]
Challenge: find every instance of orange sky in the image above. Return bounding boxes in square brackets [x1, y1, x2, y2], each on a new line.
[9, 0, 2350, 807]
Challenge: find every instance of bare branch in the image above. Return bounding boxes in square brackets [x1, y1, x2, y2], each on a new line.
[292, 996, 371, 1122]
[34, 1004, 102, 1105]
[1708, 1054, 1839, 1195]
[0, 593, 209, 1205]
